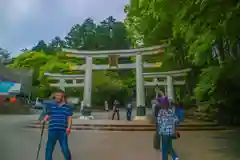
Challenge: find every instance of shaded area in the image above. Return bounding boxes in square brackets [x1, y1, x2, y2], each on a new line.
[209, 129, 240, 159]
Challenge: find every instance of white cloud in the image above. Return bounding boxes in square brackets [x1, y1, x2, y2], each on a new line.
[0, 0, 129, 55]
[2, 0, 41, 25]
[55, 0, 128, 21]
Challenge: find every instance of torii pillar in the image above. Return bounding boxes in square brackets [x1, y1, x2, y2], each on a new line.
[135, 54, 146, 120]
[81, 56, 93, 119]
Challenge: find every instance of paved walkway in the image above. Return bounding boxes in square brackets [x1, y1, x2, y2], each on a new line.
[33, 108, 154, 120]
[0, 115, 239, 160]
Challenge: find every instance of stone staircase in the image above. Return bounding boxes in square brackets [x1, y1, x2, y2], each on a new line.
[26, 119, 226, 131]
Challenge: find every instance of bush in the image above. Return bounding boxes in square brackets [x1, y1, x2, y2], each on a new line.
[194, 58, 240, 125]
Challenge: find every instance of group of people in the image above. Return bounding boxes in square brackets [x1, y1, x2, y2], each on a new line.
[39, 91, 134, 160]
[154, 95, 184, 160]
[111, 99, 133, 121]
[39, 89, 183, 160]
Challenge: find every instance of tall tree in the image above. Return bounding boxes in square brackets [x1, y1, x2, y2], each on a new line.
[48, 36, 66, 53]
[31, 40, 49, 53]
[0, 47, 11, 64]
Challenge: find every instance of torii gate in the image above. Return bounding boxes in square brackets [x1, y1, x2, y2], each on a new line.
[45, 45, 191, 120]
[143, 68, 191, 101]
[44, 73, 84, 91]
[59, 45, 165, 120]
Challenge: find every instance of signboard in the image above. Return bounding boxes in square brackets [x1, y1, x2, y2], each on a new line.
[0, 81, 21, 95]
[108, 55, 119, 68]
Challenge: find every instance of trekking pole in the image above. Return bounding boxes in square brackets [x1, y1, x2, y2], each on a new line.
[36, 121, 45, 160]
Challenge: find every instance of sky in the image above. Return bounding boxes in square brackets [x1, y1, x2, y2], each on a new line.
[0, 0, 129, 56]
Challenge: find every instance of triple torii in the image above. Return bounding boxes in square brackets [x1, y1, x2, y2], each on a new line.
[62, 45, 165, 120]
[45, 68, 191, 119]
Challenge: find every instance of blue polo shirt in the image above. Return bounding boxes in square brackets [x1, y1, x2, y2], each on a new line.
[43, 100, 73, 131]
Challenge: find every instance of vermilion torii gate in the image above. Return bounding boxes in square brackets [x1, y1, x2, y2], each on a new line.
[62, 45, 165, 120]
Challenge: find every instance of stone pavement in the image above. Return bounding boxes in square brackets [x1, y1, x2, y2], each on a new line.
[32, 108, 153, 120]
[0, 115, 240, 160]
[73, 108, 154, 120]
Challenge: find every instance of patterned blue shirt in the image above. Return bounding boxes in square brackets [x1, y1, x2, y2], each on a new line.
[43, 100, 73, 131]
[157, 108, 178, 136]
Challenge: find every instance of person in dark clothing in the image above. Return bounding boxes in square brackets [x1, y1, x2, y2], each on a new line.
[126, 100, 132, 121]
[154, 102, 161, 119]
[112, 100, 120, 120]
[175, 102, 184, 122]
[153, 96, 164, 150]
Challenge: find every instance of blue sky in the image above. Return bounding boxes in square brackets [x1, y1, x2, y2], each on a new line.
[0, 0, 129, 56]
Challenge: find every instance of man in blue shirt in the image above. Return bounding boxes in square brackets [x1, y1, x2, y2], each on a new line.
[42, 89, 73, 160]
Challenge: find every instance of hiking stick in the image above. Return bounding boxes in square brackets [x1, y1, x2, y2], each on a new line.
[36, 121, 45, 160]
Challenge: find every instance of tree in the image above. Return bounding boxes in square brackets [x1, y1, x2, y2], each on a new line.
[0, 48, 11, 63]
[48, 36, 66, 53]
[125, 0, 240, 124]
[32, 40, 48, 52]
[9, 16, 135, 107]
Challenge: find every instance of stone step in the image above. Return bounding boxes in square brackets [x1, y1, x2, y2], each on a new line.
[28, 119, 226, 131]
[30, 121, 219, 128]
[26, 124, 226, 131]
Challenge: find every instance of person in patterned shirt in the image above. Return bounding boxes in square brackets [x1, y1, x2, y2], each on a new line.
[157, 97, 179, 160]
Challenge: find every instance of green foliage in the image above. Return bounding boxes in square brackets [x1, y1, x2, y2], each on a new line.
[0, 47, 11, 60]
[125, 0, 240, 123]
[8, 16, 134, 106]
[194, 66, 221, 102]
[6, 1, 240, 123]
[92, 71, 129, 104]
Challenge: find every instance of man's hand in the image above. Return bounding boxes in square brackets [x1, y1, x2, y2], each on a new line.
[67, 116, 72, 136]
[40, 115, 49, 129]
[43, 115, 49, 121]
[66, 128, 71, 136]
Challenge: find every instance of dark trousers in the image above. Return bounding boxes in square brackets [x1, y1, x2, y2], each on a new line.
[126, 109, 132, 121]
[161, 135, 178, 160]
[112, 110, 120, 120]
[45, 130, 71, 160]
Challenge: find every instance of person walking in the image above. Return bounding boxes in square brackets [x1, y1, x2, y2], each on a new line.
[176, 101, 184, 123]
[41, 89, 73, 160]
[104, 101, 109, 112]
[153, 98, 161, 150]
[157, 97, 179, 160]
[153, 94, 165, 150]
[126, 100, 132, 121]
[112, 100, 120, 120]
